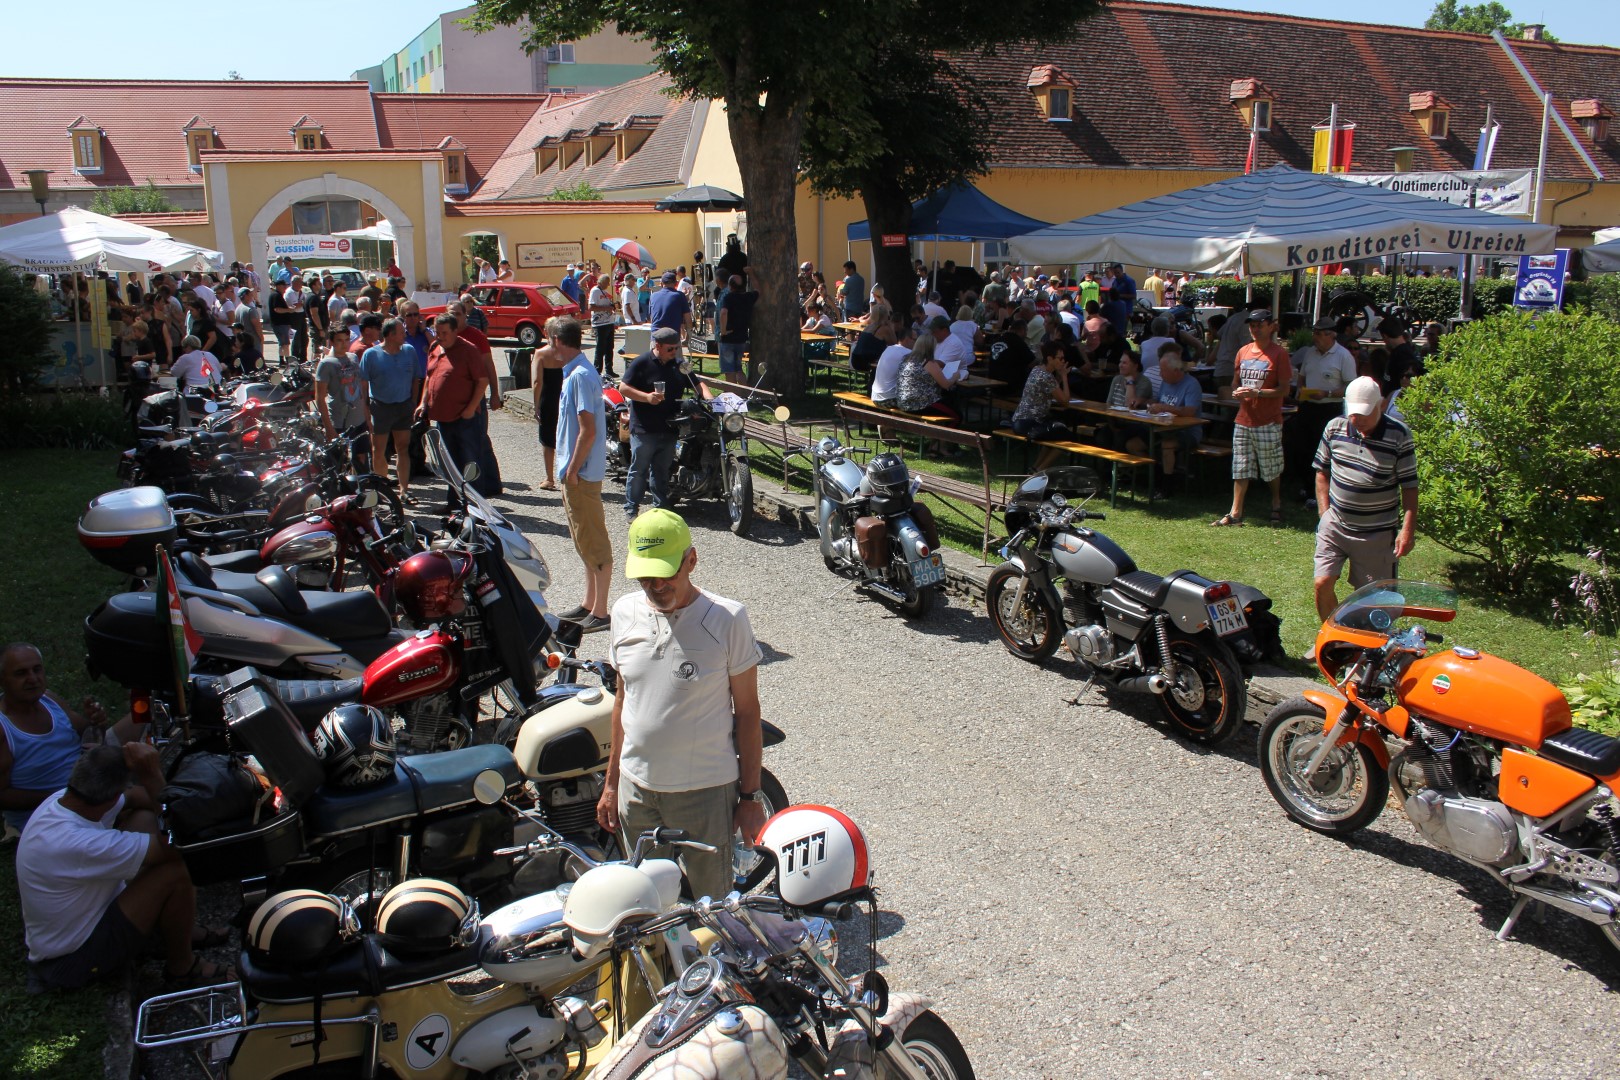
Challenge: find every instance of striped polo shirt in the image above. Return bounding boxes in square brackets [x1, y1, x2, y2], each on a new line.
[1312, 415, 1417, 533]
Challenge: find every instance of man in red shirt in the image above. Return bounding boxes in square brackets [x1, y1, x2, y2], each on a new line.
[1214, 309, 1293, 527]
[416, 313, 490, 493]
[446, 301, 504, 497]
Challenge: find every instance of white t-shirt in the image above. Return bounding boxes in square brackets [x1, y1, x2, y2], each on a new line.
[872, 343, 910, 402]
[170, 349, 220, 389]
[214, 298, 236, 339]
[948, 319, 978, 355]
[1139, 335, 1175, 392]
[609, 589, 762, 793]
[190, 282, 217, 307]
[619, 283, 639, 323]
[478, 264, 496, 283]
[1294, 343, 1358, 395]
[933, 331, 971, 379]
[921, 302, 948, 324]
[1058, 309, 1082, 335]
[588, 285, 615, 328]
[16, 793, 145, 961]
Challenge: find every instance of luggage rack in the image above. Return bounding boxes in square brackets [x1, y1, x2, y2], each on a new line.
[136, 981, 379, 1057]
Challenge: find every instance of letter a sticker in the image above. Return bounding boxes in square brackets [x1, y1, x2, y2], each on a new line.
[407, 1013, 451, 1070]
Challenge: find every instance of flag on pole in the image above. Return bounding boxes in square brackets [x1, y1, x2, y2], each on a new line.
[155, 545, 201, 714]
[1312, 122, 1356, 173]
[1474, 117, 1500, 170]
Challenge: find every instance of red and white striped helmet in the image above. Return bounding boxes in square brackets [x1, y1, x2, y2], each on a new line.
[757, 805, 871, 909]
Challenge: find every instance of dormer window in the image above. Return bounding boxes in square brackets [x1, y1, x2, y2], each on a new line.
[1027, 65, 1077, 122]
[438, 136, 469, 194]
[1408, 92, 1453, 140]
[535, 142, 560, 173]
[183, 117, 215, 173]
[1573, 100, 1612, 144]
[67, 117, 103, 174]
[586, 131, 615, 166]
[1229, 79, 1275, 132]
[559, 137, 585, 170]
[290, 116, 324, 151]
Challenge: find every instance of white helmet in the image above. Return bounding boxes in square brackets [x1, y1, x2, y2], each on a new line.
[758, 805, 871, 910]
[563, 863, 663, 954]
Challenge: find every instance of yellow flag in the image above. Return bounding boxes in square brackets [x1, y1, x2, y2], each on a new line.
[1312, 128, 1332, 173]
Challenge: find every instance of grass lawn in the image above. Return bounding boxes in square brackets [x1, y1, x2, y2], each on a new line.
[0, 448, 129, 1080]
[757, 383, 1616, 685]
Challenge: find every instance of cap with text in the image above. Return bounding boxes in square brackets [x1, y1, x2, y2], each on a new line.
[625, 508, 692, 579]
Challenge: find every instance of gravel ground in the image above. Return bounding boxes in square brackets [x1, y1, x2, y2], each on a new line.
[137, 406, 1620, 1079]
[480, 409, 1619, 1080]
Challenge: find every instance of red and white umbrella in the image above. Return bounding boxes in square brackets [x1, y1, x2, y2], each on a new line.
[601, 238, 656, 270]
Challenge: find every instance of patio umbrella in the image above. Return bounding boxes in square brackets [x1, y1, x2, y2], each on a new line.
[1008, 164, 1556, 274]
[0, 206, 223, 274]
[602, 237, 656, 269]
[654, 185, 746, 212]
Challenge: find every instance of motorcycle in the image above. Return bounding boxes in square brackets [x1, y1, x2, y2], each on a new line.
[986, 468, 1280, 744]
[1258, 580, 1620, 953]
[793, 435, 944, 619]
[603, 366, 783, 537]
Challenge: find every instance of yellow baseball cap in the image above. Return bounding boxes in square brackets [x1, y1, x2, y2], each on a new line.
[625, 509, 692, 579]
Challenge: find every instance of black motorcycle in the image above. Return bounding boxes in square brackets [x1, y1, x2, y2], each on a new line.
[987, 468, 1282, 744]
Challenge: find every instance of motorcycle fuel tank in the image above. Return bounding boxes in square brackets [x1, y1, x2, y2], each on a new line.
[260, 519, 338, 566]
[819, 455, 865, 501]
[479, 891, 601, 989]
[1399, 648, 1572, 748]
[362, 630, 460, 708]
[1052, 530, 1137, 586]
[513, 689, 614, 779]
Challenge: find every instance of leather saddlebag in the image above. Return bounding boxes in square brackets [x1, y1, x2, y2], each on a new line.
[854, 516, 888, 568]
[909, 502, 941, 550]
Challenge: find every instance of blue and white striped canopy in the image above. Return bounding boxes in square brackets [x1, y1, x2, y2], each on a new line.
[1009, 165, 1556, 274]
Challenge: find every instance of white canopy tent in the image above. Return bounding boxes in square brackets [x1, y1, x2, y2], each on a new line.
[1581, 236, 1620, 273]
[334, 220, 396, 242]
[1009, 165, 1557, 274]
[0, 206, 223, 274]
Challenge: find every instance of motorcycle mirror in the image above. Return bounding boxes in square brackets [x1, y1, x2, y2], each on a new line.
[463, 463, 481, 484]
[359, 489, 380, 510]
[678, 360, 693, 375]
[203, 400, 219, 414]
[269, 371, 284, 385]
[773, 405, 791, 423]
[471, 769, 506, 806]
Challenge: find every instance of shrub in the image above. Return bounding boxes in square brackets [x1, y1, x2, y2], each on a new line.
[0, 392, 128, 452]
[1401, 310, 1620, 590]
[549, 180, 604, 202]
[0, 265, 58, 399]
[1564, 275, 1620, 323]
[1561, 666, 1620, 738]
[87, 180, 175, 215]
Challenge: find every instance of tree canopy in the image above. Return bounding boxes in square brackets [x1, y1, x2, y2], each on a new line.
[88, 181, 175, 216]
[1424, 1, 1558, 41]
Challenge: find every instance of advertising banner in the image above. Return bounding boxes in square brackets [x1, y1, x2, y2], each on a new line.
[1513, 249, 1569, 311]
[516, 241, 584, 269]
[1341, 170, 1534, 216]
[267, 234, 352, 261]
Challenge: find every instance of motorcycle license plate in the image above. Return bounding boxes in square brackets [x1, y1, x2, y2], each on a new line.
[909, 554, 946, 587]
[1209, 596, 1249, 636]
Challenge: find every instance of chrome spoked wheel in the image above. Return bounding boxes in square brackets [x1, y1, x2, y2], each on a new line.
[1259, 697, 1388, 835]
[984, 563, 1060, 661]
[897, 1011, 976, 1080]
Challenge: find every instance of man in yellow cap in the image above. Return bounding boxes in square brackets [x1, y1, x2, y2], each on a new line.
[595, 509, 765, 900]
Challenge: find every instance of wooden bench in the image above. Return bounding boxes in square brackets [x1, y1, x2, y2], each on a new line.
[834, 401, 1001, 558]
[830, 390, 952, 423]
[992, 430, 1152, 506]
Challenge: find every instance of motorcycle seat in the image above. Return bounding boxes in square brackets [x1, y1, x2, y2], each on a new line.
[298, 589, 394, 641]
[201, 548, 263, 574]
[192, 669, 362, 731]
[1111, 570, 1172, 607]
[399, 745, 521, 816]
[238, 931, 489, 1004]
[1537, 727, 1620, 777]
[302, 766, 421, 838]
[178, 551, 393, 642]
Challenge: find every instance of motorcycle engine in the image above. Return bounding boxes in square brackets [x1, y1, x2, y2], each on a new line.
[1397, 719, 1518, 866]
[676, 441, 720, 494]
[1063, 625, 1114, 665]
[396, 692, 471, 755]
[538, 774, 604, 838]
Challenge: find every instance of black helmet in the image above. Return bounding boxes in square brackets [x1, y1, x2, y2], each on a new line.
[129, 361, 153, 383]
[865, 452, 910, 496]
[247, 888, 358, 963]
[376, 878, 479, 953]
[312, 704, 397, 788]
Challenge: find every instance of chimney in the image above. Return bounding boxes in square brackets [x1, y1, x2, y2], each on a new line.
[1521, 24, 1545, 41]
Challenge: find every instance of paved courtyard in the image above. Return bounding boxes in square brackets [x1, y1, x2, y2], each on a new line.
[482, 411, 1619, 1079]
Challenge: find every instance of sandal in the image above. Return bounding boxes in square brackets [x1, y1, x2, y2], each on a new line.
[400, 492, 417, 507]
[1211, 513, 1244, 527]
[164, 957, 235, 990]
[192, 924, 231, 949]
[539, 480, 557, 491]
[1270, 506, 1283, 526]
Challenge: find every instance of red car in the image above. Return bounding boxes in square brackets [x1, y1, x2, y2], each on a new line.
[421, 282, 579, 347]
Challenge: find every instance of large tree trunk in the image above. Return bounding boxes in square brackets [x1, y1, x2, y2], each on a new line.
[859, 180, 917, 324]
[725, 98, 805, 397]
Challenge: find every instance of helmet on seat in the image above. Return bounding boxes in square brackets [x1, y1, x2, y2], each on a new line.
[864, 452, 910, 497]
[376, 878, 479, 952]
[247, 889, 359, 963]
[394, 550, 470, 623]
[562, 863, 664, 955]
[311, 704, 397, 788]
[757, 805, 871, 910]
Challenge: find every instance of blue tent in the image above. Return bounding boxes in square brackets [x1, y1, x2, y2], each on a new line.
[846, 184, 1051, 243]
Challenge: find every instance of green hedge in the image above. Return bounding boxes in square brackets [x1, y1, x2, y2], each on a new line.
[1180, 274, 1518, 325]
[0, 392, 128, 452]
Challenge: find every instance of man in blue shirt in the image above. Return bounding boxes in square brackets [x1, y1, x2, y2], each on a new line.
[554, 318, 611, 633]
[840, 260, 868, 320]
[647, 270, 691, 347]
[558, 265, 582, 306]
[1144, 347, 1203, 496]
[1106, 262, 1136, 337]
[360, 317, 423, 503]
[618, 327, 688, 521]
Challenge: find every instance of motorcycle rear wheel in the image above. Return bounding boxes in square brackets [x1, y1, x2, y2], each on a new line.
[984, 563, 1061, 661]
[726, 458, 754, 537]
[894, 555, 935, 620]
[1154, 633, 1245, 744]
[895, 1010, 976, 1080]
[1259, 696, 1389, 835]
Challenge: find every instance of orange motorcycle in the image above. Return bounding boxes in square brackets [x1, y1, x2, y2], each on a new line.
[1258, 580, 1620, 951]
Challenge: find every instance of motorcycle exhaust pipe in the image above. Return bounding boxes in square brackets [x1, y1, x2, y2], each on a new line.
[1511, 884, 1618, 925]
[1116, 673, 1170, 695]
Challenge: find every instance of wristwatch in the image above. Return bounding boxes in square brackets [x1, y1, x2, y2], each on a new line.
[738, 790, 766, 806]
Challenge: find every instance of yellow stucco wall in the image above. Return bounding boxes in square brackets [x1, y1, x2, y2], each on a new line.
[443, 208, 701, 286]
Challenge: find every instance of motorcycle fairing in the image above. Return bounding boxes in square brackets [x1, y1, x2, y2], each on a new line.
[1498, 748, 1598, 818]
[1314, 688, 1393, 768]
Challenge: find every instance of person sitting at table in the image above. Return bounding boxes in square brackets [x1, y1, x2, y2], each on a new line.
[921, 291, 948, 325]
[908, 303, 928, 338]
[895, 332, 961, 423]
[1104, 351, 1153, 410]
[1204, 312, 1227, 358]
[949, 305, 981, 354]
[1006, 340, 1074, 471]
[1090, 321, 1136, 376]
[801, 302, 835, 335]
[1142, 348, 1204, 496]
[1057, 299, 1083, 338]
[849, 312, 893, 382]
[866, 284, 891, 328]
[1140, 316, 1206, 393]
[870, 319, 917, 407]
[987, 317, 1036, 394]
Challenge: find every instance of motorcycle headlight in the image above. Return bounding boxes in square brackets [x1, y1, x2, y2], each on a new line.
[723, 412, 745, 434]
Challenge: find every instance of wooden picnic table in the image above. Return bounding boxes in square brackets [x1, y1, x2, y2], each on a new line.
[955, 374, 1005, 391]
[1068, 399, 1205, 472]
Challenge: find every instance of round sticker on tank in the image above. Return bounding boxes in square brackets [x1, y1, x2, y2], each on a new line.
[1431, 673, 1452, 695]
[406, 1013, 452, 1070]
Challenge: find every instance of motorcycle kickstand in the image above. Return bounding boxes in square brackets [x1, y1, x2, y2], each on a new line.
[1066, 668, 1100, 707]
[1496, 895, 1533, 941]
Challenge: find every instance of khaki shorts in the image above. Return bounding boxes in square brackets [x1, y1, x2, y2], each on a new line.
[561, 478, 612, 571]
[1314, 507, 1398, 587]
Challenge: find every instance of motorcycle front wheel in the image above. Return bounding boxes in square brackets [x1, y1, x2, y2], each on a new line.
[894, 1010, 976, 1080]
[1259, 696, 1389, 835]
[984, 563, 1060, 661]
[726, 457, 754, 537]
[1155, 632, 1245, 744]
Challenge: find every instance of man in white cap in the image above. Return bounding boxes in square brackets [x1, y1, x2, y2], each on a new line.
[1310, 376, 1418, 624]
